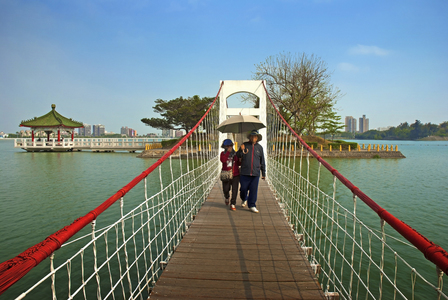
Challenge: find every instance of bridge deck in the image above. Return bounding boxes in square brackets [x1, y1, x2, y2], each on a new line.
[150, 179, 326, 299]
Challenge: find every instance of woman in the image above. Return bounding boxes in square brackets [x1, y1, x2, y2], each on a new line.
[220, 139, 240, 211]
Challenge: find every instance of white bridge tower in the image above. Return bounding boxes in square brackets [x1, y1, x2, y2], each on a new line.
[218, 80, 267, 153]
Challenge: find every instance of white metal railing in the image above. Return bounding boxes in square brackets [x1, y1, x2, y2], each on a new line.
[1, 84, 223, 299]
[17, 153, 220, 299]
[264, 86, 447, 299]
[14, 138, 74, 149]
[72, 138, 168, 150]
[14, 138, 170, 152]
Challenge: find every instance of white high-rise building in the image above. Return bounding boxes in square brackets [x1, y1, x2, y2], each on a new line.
[345, 116, 357, 133]
[79, 124, 91, 136]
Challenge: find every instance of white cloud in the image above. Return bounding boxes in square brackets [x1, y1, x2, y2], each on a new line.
[338, 62, 360, 72]
[349, 45, 390, 56]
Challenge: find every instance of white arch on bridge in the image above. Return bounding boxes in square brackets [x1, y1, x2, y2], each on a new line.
[219, 80, 267, 157]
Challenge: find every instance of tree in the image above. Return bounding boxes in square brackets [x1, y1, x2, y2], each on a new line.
[438, 122, 448, 137]
[425, 122, 438, 136]
[354, 120, 448, 140]
[141, 95, 214, 132]
[318, 112, 345, 141]
[410, 120, 422, 140]
[253, 52, 342, 135]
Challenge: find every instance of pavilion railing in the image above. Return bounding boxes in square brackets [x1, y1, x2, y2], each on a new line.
[14, 138, 168, 151]
[14, 138, 75, 149]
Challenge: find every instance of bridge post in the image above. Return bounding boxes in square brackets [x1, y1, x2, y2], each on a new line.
[218, 80, 267, 159]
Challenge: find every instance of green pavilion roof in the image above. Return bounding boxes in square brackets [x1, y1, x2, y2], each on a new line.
[20, 104, 84, 128]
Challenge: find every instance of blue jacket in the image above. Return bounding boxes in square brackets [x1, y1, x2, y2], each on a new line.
[236, 142, 266, 177]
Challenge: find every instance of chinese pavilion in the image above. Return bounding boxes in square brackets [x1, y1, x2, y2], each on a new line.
[18, 104, 83, 151]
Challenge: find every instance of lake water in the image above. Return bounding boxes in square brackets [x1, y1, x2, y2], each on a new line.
[325, 139, 448, 250]
[0, 140, 161, 262]
[0, 139, 447, 297]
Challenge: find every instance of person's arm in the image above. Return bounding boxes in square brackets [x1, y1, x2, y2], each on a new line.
[233, 154, 240, 166]
[260, 146, 266, 179]
[236, 143, 244, 158]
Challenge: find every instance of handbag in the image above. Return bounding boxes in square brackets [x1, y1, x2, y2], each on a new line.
[220, 169, 233, 182]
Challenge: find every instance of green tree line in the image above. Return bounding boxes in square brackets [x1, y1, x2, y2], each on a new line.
[355, 120, 448, 140]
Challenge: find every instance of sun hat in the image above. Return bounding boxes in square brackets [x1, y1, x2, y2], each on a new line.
[221, 139, 234, 148]
[247, 130, 262, 142]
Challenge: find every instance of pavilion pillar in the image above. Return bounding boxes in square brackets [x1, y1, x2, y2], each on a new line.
[71, 131, 74, 141]
[58, 130, 60, 142]
[31, 130, 34, 142]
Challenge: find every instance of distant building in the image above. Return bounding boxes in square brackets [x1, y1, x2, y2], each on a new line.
[378, 126, 393, 131]
[161, 129, 184, 138]
[98, 125, 105, 136]
[18, 130, 32, 137]
[79, 124, 91, 136]
[345, 116, 357, 133]
[93, 124, 105, 136]
[121, 126, 137, 137]
[358, 115, 369, 133]
[162, 129, 171, 138]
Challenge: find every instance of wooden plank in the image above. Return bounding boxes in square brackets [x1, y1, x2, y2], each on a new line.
[150, 179, 325, 299]
[151, 280, 323, 299]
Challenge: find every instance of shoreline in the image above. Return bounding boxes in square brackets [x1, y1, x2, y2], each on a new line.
[311, 150, 405, 158]
[418, 136, 448, 141]
[332, 136, 448, 142]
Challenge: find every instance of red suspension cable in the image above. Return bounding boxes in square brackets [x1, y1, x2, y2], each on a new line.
[262, 81, 448, 275]
[0, 81, 225, 295]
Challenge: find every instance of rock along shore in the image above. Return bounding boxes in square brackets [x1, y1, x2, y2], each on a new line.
[137, 149, 405, 159]
[311, 150, 405, 159]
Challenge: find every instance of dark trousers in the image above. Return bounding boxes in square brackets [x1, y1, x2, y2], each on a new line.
[239, 175, 260, 208]
[222, 175, 240, 205]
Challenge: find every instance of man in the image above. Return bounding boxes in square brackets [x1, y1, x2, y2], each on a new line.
[236, 130, 266, 213]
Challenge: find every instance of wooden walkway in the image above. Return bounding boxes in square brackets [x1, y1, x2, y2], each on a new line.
[150, 179, 326, 299]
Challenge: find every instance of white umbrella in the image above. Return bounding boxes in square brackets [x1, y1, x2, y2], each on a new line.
[217, 115, 265, 133]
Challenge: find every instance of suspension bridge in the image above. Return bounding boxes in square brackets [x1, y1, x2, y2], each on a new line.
[0, 80, 447, 299]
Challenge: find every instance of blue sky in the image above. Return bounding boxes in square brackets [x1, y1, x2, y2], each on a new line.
[1, 0, 447, 135]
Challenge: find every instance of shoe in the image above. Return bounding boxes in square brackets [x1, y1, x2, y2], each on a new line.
[241, 200, 247, 207]
[225, 198, 229, 205]
[230, 204, 236, 211]
[250, 207, 259, 213]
